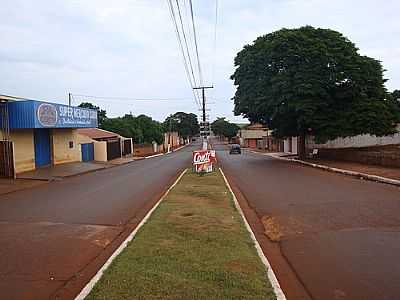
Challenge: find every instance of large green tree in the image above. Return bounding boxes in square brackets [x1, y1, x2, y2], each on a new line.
[211, 118, 239, 139]
[163, 112, 199, 138]
[231, 26, 399, 157]
[387, 90, 400, 117]
[102, 114, 164, 144]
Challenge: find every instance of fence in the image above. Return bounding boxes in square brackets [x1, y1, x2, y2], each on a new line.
[0, 141, 14, 178]
[315, 145, 400, 168]
[134, 143, 164, 157]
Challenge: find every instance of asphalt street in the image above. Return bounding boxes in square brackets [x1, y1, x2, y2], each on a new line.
[215, 141, 400, 300]
[0, 143, 197, 300]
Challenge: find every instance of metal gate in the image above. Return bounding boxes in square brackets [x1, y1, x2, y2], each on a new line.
[0, 101, 14, 178]
[0, 141, 14, 178]
[122, 139, 132, 156]
[106, 139, 121, 161]
[81, 143, 94, 162]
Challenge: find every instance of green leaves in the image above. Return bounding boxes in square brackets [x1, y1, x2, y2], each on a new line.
[231, 26, 399, 142]
[163, 112, 200, 138]
[211, 118, 239, 139]
[100, 114, 164, 144]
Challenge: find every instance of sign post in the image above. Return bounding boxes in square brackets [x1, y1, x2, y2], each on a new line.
[192, 150, 216, 173]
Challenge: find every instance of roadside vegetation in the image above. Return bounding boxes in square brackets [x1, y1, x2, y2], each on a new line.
[78, 103, 199, 144]
[86, 169, 276, 300]
[211, 117, 240, 140]
[231, 26, 400, 157]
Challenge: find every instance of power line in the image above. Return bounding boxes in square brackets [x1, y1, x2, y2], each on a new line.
[72, 94, 195, 102]
[175, 0, 198, 90]
[167, 0, 201, 108]
[188, 0, 204, 86]
[211, 0, 219, 86]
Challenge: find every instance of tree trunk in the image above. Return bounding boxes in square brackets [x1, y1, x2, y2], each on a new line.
[298, 132, 306, 160]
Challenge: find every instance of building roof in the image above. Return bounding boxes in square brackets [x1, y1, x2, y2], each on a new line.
[77, 128, 119, 139]
[245, 123, 267, 130]
[235, 123, 250, 129]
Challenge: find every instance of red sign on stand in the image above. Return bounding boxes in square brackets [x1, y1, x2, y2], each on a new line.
[192, 150, 216, 173]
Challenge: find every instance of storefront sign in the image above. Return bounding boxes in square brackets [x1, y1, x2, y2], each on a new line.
[35, 102, 98, 128]
[193, 150, 216, 173]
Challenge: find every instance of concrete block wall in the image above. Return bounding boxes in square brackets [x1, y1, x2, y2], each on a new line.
[316, 145, 400, 168]
[306, 126, 400, 150]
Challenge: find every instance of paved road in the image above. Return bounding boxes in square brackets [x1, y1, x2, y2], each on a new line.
[0, 144, 197, 300]
[216, 142, 400, 300]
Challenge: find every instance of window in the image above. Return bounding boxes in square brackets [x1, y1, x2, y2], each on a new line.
[69, 141, 74, 149]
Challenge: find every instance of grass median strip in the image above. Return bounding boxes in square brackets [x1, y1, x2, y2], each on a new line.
[86, 169, 276, 300]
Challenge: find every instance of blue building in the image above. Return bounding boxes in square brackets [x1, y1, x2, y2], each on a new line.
[0, 95, 98, 177]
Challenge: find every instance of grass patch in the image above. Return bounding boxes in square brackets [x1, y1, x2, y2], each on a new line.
[86, 169, 276, 300]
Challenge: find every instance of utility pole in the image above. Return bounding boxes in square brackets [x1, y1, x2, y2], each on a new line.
[193, 86, 213, 150]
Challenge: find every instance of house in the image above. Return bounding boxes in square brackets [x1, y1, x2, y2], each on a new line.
[0, 95, 98, 177]
[238, 123, 269, 148]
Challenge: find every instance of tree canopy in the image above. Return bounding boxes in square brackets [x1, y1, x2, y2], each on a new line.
[163, 112, 199, 138]
[77, 102, 200, 145]
[211, 118, 239, 139]
[102, 114, 164, 144]
[231, 26, 399, 143]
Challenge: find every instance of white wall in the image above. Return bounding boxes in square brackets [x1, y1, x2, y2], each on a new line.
[307, 127, 400, 149]
[284, 138, 291, 153]
[291, 137, 298, 154]
[94, 141, 107, 162]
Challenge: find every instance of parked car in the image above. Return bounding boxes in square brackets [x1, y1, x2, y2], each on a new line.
[229, 144, 241, 154]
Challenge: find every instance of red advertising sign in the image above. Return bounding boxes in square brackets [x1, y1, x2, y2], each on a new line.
[192, 150, 216, 173]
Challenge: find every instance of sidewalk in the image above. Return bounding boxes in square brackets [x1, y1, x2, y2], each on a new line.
[305, 158, 400, 181]
[79, 169, 278, 300]
[107, 156, 143, 165]
[253, 150, 400, 186]
[17, 162, 108, 181]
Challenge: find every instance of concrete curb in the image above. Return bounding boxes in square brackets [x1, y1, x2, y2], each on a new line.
[251, 151, 400, 187]
[74, 168, 188, 300]
[145, 153, 164, 159]
[220, 168, 287, 300]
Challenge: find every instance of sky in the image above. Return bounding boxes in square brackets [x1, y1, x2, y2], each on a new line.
[1, 0, 399, 123]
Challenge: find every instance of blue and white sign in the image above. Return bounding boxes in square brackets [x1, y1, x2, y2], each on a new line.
[7, 100, 98, 129]
[34, 102, 98, 128]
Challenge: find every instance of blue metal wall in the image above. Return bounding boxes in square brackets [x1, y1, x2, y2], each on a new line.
[6, 100, 98, 129]
[8, 101, 36, 128]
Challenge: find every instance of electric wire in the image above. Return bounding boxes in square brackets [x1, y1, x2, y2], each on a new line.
[167, 0, 201, 108]
[211, 0, 219, 87]
[188, 0, 204, 86]
[72, 94, 195, 102]
[175, 0, 198, 92]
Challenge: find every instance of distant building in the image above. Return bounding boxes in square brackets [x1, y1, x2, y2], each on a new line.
[238, 123, 269, 148]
